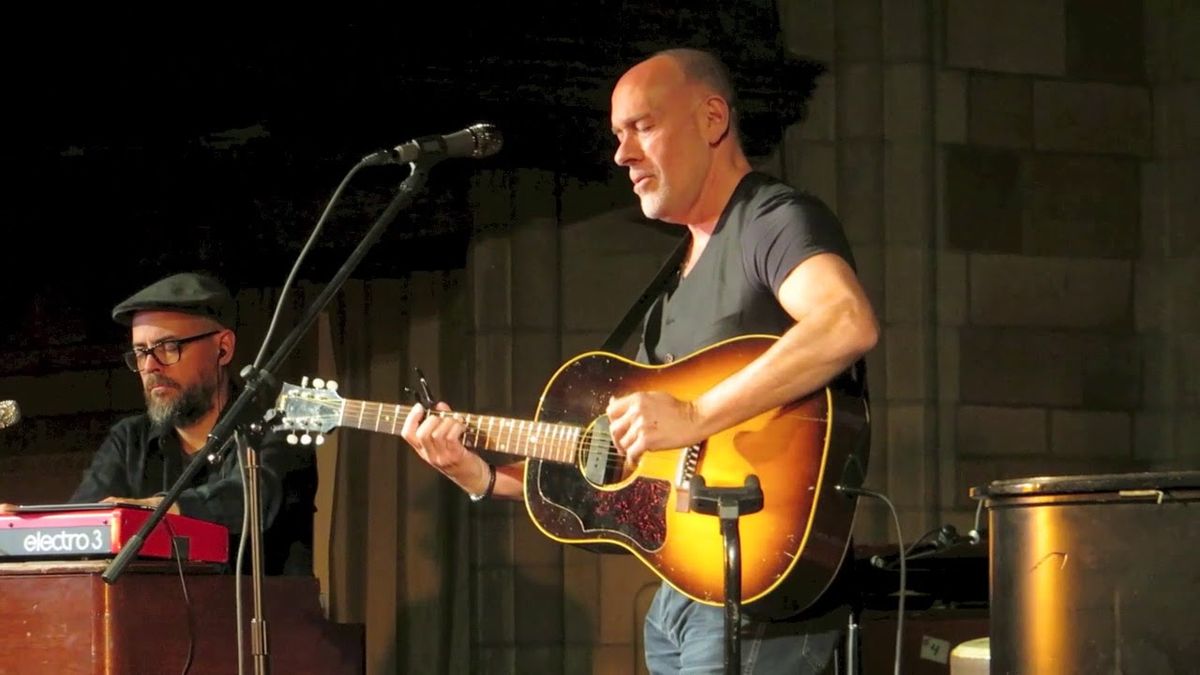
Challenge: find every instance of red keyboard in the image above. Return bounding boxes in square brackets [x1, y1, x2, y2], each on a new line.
[0, 505, 229, 564]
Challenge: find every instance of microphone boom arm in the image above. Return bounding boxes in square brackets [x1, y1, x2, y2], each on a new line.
[102, 161, 434, 584]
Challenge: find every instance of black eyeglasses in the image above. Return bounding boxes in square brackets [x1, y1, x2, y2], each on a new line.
[123, 330, 221, 372]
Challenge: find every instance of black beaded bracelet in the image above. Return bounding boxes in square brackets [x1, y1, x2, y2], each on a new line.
[468, 462, 496, 502]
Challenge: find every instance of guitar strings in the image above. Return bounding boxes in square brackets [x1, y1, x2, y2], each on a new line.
[319, 400, 829, 471]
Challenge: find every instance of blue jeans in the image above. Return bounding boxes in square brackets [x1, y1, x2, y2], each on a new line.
[643, 583, 845, 674]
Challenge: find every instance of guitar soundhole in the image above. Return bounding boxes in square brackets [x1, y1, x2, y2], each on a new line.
[579, 415, 623, 486]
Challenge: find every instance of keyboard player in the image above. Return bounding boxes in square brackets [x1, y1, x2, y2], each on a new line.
[2, 272, 317, 575]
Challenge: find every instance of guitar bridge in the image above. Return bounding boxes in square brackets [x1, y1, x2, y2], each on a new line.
[673, 444, 702, 512]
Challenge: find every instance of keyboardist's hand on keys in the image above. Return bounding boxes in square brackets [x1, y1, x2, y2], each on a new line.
[100, 496, 182, 515]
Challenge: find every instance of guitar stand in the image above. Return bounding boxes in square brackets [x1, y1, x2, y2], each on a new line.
[689, 475, 764, 675]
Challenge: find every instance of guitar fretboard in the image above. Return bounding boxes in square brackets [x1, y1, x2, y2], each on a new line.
[337, 399, 583, 464]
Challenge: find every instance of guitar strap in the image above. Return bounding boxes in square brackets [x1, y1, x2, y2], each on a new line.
[601, 234, 690, 354]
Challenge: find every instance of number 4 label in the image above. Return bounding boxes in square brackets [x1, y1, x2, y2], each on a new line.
[920, 636, 950, 664]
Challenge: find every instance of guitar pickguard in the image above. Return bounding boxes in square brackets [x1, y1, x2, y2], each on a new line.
[531, 462, 670, 553]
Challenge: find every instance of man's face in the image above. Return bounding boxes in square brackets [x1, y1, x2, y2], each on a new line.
[129, 311, 228, 428]
[611, 57, 712, 224]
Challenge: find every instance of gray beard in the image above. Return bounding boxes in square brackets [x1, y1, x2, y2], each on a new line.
[146, 376, 220, 429]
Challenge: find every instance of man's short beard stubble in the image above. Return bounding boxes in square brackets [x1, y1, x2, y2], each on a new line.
[145, 371, 221, 429]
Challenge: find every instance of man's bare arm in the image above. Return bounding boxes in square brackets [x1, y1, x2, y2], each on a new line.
[608, 252, 878, 463]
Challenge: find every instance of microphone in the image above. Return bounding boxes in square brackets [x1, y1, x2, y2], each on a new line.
[0, 400, 20, 430]
[364, 123, 503, 166]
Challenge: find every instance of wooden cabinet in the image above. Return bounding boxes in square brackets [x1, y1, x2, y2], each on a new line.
[0, 561, 363, 674]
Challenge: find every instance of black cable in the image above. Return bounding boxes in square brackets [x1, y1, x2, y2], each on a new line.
[837, 485, 906, 675]
[165, 518, 196, 675]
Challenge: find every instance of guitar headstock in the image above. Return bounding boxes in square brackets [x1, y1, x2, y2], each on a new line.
[274, 376, 343, 446]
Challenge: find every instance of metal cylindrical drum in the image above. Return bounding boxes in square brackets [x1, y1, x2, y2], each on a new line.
[976, 471, 1200, 675]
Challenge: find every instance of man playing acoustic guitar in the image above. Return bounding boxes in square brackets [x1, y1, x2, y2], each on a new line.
[401, 48, 879, 673]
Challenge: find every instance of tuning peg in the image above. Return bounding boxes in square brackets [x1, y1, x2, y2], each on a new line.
[287, 433, 299, 445]
[313, 378, 325, 389]
[301, 376, 310, 388]
[300, 433, 312, 445]
[326, 380, 338, 392]
[315, 434, 325, 446]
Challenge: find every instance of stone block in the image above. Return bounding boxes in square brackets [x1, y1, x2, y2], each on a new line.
[1028, 154, 1140, 258]
[885, 64, 932, 139]
[1065, 0, 1145, 83]
[1166, 159, 1200, 257]
[937, 70, 968, 144]
[837, 141, 884, 244]
[885, 324, 930, 401]
[854, 244, 886, 326]
[885, 246, 929, 323]
[936, 250, 967, 326]
[938, 328, 960, 402]
[959, 328, 1083, 406]
[1034, 81, 1152, 156]
[1144, 0, 1200, 83]
[1168, 260, 1200, 334]
[944, 145, 1023, 253]
[968, 254, 1132, 328]
[1154, 83, 1200, 159]
[1178, 333, 1200, 409]
[1050, 410, 1132, 458]
[883, 0, 930, 62]
[1079, 334, 1143, 410]
[837, 63, 883, 139]
[794, 73, 837, 142]
[787, 139, 838, 208]
[968, 73, 1032, 148]
[1135, 261, 1167, 333]
[884, 141, 933, 243]
[781, 0, 835, 63]
[957, 405, 1048, 456]
[835, 0, 883, 63]
[1133, 411, 1172, 463]
[886, 404, 933, 508]
[945, 0, 1066, 75]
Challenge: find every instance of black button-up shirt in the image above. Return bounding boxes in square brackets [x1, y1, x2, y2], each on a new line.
[70, 390, 318, 575]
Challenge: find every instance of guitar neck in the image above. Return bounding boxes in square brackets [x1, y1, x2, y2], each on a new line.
[336, 399, 582, 465]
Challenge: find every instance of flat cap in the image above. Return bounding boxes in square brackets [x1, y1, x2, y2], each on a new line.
[112, 272, 236, 329]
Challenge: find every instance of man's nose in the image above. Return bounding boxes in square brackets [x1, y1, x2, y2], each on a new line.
[614, 135, 640, 166]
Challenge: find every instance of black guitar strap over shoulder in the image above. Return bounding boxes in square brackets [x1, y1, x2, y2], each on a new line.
[600, 235, 689, 354]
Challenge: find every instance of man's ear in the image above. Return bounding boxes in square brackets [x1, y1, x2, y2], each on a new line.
[218, 331, 236, 365]
[702, 94, 732, 146]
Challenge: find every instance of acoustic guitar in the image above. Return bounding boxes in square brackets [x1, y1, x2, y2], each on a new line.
[272, 334, 870, 618]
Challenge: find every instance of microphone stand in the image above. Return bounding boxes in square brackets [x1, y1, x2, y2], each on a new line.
[102, 161, 434, 674]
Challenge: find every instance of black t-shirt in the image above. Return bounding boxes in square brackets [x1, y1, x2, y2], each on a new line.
[638, 171, 857, 367]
